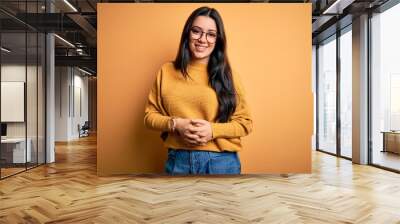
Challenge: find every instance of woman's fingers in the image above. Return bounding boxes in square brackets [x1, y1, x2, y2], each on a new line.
[190, 119, 207, 125]
[184, 132, 201, 140]
[182, 133, 207, 145]
[188, 125, 204, 133]
[187, 129, 207, 139]
[178, 120, 210, 146]
[183, 136, 202, 145]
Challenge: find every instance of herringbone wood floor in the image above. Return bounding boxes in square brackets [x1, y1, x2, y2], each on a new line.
[1, 135, 400, 224]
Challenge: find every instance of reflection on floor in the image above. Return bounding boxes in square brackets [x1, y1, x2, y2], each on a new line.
[373, 150, 400, 170]
[0, 135, 400, 223]
[0, 167, 25, 177]
[0, 163, 43, 179]
[340, 148, 352, 158]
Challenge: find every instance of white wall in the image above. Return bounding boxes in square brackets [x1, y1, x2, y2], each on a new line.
[55, 67, 89, 141]
[55, 66, 70, 141]
[72, 73, 89, 138]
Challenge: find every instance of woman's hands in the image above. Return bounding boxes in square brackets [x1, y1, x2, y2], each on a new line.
[173, 118, 213, 146]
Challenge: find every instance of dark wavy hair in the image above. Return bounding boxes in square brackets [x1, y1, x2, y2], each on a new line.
[173, 6, 236, 123]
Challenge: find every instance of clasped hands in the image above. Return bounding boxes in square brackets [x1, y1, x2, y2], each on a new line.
[173, 118, 213, 146]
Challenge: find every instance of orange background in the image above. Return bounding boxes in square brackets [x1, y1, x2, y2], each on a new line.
[97, 3, 312, 175]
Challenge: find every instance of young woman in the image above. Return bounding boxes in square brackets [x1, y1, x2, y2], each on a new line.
[144, 6, 252, 175]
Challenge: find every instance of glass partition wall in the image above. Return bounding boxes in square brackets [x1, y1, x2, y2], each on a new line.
[317, 35, 337, 155]
[0, 1, 46, 179]
[339, 27, 352, 159]
[316, 26, 352, 159]
[370, 3, 400, 172]
[316, 0, 400, 173]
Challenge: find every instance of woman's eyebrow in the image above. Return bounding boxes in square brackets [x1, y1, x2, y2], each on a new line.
[192, 25, 217, 32]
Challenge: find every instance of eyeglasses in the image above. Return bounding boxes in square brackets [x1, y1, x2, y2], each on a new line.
[189, 26, 217, 44]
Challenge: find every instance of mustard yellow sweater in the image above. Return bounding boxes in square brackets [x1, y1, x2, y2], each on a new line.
[144, 61, 253, 152]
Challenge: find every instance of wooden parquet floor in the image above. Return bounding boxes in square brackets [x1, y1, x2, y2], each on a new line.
[1, 135, 400, 224]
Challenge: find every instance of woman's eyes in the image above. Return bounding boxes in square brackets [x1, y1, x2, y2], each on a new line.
[192, 28, 217, 37]
[192, 29, 202, 34]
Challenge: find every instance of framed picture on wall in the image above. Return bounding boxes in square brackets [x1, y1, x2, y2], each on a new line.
[1, 81, 25, 122]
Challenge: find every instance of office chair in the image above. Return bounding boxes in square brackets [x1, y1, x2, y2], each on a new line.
[79, 121, 90, 138]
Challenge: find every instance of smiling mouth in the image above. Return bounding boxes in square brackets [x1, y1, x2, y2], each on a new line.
[195, 44, 207, 51]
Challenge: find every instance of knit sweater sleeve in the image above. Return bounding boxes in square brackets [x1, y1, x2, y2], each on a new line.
[210, 72, 253, 139]
[143, 66, 171, 132]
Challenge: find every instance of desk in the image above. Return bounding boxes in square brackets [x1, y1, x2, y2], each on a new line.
[1, 138, 31, 163]
[381, 131, 400, 154]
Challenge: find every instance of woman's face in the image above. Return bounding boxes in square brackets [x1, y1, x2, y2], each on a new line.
[188, 15, 217, 64]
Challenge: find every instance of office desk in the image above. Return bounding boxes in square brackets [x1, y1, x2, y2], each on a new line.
[381, 131, 400, 154]
[1, 138, 32, 164]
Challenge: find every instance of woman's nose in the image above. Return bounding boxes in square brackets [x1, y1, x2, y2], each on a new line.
[199, 33, 207, 43]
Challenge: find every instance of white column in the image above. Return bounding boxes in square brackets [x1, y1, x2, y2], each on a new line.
[46, 32, 55, 163]
[352, 14, 369, 164]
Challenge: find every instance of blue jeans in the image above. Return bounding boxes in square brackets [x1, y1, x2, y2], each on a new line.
[165, 148, 241, 175]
